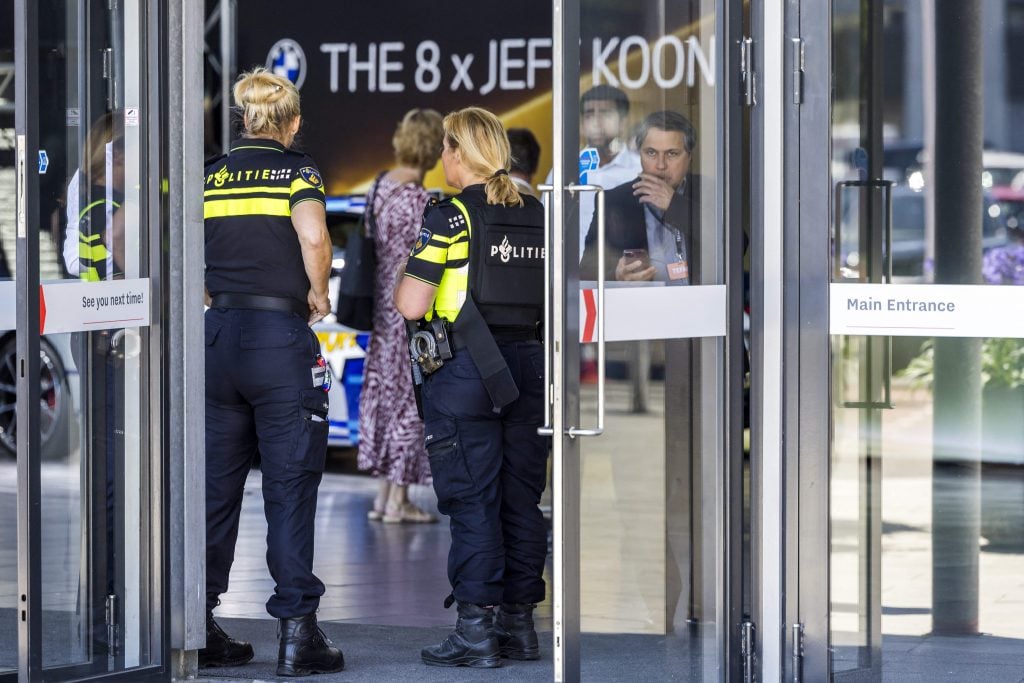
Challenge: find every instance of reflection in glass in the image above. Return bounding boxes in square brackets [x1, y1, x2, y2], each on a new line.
[829, 1, 1024, 678]
[23, 0, 156, 677]
[576, 0, 720, 679]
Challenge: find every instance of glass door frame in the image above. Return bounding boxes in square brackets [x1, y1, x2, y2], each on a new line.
[12, 0, 169, 680]
[548, 0, 748, 680]
[779, 0, 832, 681]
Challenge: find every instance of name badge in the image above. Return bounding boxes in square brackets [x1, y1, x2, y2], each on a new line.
[667, 260, 689, 281]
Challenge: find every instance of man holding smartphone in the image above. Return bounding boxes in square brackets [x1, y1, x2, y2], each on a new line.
[580, 110, 700, 285]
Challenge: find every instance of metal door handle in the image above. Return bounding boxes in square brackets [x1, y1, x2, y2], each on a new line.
[833, 179, 894, 283]
[537, 184, 555, 436]
[566, 183, 605, 438]
[536, 184, 606, 438]
[16, 135, 26, 238]
[834, 179, 894, 409]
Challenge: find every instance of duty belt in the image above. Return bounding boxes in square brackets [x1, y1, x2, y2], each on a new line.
[211, 293, 308, 318]
[450, 327, 537, 351]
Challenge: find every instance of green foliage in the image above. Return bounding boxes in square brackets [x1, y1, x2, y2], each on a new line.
[898, 338, 1024, 390]
[981, 338, 1024, 389]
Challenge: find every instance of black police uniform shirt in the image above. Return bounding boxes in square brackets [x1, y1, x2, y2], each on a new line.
[204, 138, 326, 305]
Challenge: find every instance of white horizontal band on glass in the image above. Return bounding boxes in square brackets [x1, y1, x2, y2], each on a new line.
[830, 282, 1024, 338]
[579, 283, 727, 342]
[0, 278, 152, 334]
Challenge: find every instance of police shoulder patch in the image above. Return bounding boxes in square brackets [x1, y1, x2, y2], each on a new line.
[298, 166, 323, 187]
[412, 227, 432, 255]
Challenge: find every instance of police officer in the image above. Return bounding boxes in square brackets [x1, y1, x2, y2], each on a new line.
[395, 107, 549, 669]
[201, 68, 343, 677]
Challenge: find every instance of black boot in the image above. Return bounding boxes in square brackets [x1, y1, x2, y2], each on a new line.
[276, 612, 345, 677]
[198, 613, 254, 668]
[421, 602, 501, 668]
[494, 603, 540, 660]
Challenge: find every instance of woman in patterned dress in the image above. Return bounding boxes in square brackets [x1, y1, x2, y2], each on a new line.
[358, 109, 445, 523]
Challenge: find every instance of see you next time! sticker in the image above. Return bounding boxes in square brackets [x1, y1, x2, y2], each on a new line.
[830, 283, 1024, 338]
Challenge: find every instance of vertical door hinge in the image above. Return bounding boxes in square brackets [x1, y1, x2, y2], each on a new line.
[791, 623, 805, 683]
[740, 37, 756, 107]
[741, 620, 756, 683]
[791, 38, 805, 104]
[105, 594, 120, 657]
[101, 47, 116, 111]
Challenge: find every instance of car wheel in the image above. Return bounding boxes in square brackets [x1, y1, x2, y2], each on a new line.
[0, 336, 71, 460]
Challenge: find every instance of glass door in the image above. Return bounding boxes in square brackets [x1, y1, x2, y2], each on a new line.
[794, 1, 1024, 680]
[1, 5, 16, 676]
[547, 0, 745, 680]
[11, 0, 165, 680]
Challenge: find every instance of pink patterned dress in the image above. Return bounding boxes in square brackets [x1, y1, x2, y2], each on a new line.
[356, 176, 432, 485]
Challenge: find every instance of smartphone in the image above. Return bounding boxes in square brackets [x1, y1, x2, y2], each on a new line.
[622, 248, 650, 269]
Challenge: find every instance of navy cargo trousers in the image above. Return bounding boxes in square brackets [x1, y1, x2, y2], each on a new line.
[204, 307, 329, 619]
[421, 340, 550, 607]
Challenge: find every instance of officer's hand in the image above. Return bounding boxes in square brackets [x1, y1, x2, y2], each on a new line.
[308, 289, 331, 326]
[615, 256, 656, 281]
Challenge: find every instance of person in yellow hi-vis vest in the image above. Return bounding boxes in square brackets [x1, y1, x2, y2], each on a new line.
[63, 112, 125, 282]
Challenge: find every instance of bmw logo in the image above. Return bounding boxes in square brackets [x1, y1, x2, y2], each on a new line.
[266, 38, 306, 89]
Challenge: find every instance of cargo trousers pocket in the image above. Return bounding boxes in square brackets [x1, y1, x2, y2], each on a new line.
[290, 389, 330, 473]
[425, 418, 476, 510]
[205, 322, 221, 346]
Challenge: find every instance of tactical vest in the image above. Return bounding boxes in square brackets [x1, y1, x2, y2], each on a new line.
[450, 191, 546, 330]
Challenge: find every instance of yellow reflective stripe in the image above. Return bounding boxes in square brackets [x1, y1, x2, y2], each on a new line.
[204, 186, 291, 197]
[290, 177, 326, 195]
[414, 244, 448, 264]
[204, 197, 291, 218]
[78, 199, 121, 220]
[447, 243, 469, 260]
[80, 233, 102, 243]
[430, 230, 469, 245]
[80, 267, 101, 282]
[79, 242, 109, 260]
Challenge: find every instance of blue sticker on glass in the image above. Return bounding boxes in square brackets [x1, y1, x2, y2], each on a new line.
[299, 166, 323, 187]
[579, 147, 600, 183]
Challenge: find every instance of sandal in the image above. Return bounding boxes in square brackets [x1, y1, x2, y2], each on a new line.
[367, 497, 387, 521]
[382, 502, 438, 524]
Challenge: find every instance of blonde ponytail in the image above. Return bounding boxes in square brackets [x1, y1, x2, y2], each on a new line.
[484, 170, 523, 207]
[443, 107, 524, 207]
[232, 67, 301, 141]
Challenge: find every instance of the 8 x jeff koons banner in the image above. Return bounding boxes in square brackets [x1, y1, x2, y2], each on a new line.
[234, 0, 716, 196]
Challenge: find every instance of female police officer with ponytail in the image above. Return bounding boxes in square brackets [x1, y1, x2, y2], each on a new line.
[396, 107, 549, 669]
[202, 68, 343, 677]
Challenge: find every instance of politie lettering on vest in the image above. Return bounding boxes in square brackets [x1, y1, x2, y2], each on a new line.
[490, 235, 546, 263]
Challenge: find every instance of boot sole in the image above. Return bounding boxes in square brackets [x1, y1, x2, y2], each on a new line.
[421, 654, 502, 668]
[198, 652, 255, 668]
[276, 663, 346, 677]
[501, 646, 540, 661]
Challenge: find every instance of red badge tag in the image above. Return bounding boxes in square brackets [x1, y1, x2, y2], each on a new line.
[667, 260, 689, 281]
